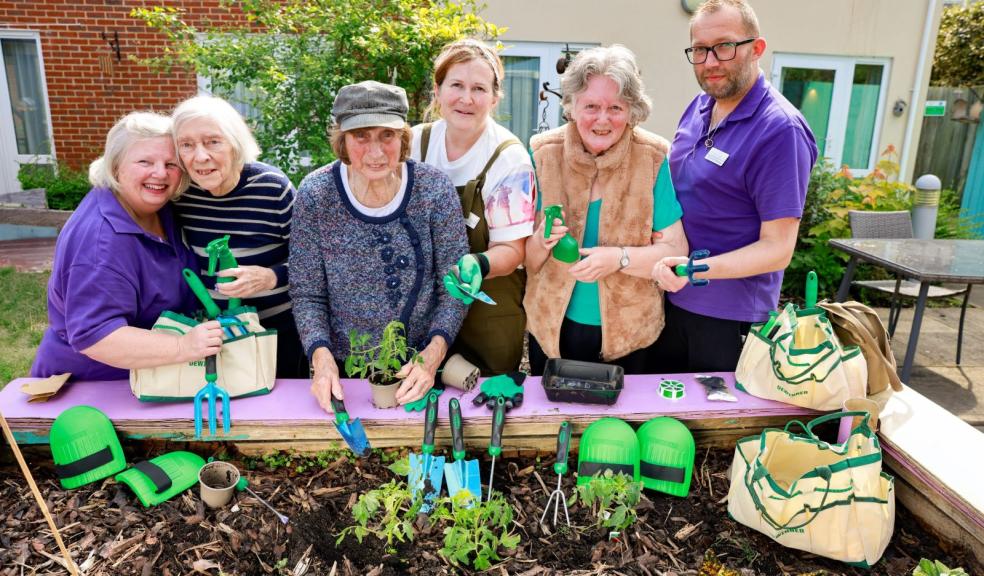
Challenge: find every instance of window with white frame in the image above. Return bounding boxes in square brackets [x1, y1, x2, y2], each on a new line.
[771, 54, 891, 174]
[0, 30, 55, 192]
[497, 42, 596, 146]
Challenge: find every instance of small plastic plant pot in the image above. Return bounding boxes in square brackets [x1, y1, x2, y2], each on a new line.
[837, 397, 881, 444]
[199, 461, 240, 508]
[370, 380, 400, 409]
[440, 354, 480, 391]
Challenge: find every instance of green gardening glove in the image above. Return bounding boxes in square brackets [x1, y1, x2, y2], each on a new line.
[442, 253, 488, 305]
[472, 372, 526, 411]
[404, 388, 443, 412]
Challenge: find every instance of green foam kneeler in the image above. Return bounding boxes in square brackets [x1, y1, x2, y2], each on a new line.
[50, 405, 126, 489]
[637, 417, 694, 497]
[115, 451, 206, 507]
[576, 417, 640, 485]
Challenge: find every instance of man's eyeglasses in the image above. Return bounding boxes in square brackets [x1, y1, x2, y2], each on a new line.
[685, 38, 756, 64]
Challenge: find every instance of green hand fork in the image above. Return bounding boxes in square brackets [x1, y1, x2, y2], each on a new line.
[539, 421, 572, 527]
[486, 396, 507, 501]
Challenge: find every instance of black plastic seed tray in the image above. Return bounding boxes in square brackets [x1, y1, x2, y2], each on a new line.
[541, 359, 624, 405]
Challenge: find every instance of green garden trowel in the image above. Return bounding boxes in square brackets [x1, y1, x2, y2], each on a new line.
[408, 391, 444, 513]
[444, 397, 481, 505]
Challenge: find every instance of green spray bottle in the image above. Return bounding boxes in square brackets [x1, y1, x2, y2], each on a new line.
[542, 204, 580, 263]
[205, 235, 241, 310]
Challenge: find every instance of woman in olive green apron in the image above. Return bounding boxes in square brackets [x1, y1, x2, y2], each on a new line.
[411, 39, 536, 375]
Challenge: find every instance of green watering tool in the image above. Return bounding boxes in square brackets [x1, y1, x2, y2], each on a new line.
[673, 249, 710, 286]
[408, 391, 444, 513]
[206, 235, 241, 311]
[543, 204, 580, 263]
[330, 395, 370, 457]
[444, 398, 482, 504]
[539, 421, 571, 527]
[486, 396, 507, 501]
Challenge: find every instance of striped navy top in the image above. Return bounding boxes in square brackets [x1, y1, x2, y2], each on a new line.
[174, 161, 295, 320]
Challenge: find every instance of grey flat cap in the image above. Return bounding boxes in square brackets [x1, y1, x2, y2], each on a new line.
[332, 80, 409, 131]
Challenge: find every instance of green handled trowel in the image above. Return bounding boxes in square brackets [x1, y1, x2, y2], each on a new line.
[444, 397, 481, 505]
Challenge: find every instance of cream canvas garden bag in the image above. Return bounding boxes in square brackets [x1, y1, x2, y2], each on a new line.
[735, 303, 867, 410]
[727, 412, 895, 567]
[129, 307, 277, 401]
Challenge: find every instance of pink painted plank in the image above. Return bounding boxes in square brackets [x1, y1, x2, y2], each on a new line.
[2, 373, 814, 426]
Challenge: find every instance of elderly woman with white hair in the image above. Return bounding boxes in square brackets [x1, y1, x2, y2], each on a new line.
[524, 45, 689, 375]
[31, 112, 224, 381]
[171, 95, 305, 378]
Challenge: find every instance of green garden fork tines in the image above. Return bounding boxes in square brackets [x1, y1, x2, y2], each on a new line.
[444, 397, 481, 504]
[539, 421, 571, 528]
[408, 391, 444, 513]
[486, 396, 507, 501]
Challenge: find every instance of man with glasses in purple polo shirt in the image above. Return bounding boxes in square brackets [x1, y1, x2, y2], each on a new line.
[650, 0, 817, 373]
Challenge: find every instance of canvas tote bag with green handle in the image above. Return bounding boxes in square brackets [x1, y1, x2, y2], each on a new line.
[726, 412, 895, 567]
[735, 302, 867, 410]
[129, 306, 277, 401]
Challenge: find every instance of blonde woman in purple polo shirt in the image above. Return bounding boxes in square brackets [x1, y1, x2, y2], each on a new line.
[31, 112, 225, 381]
[651, 0, 818, 373]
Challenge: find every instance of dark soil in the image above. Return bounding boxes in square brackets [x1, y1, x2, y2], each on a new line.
[0, 444, 979, 575]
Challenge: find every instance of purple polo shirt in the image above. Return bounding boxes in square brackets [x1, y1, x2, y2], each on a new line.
[669, 73, 817, 322]
[31, 187, 197, 381]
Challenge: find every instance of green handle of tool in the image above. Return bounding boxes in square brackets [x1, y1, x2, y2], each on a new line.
[489, 396, 505, 458]
[205, 354, 217, 383]
[674, 264, 688, 276]
[805, 270, 818, 308]
[422, 390, 438, 455]
[543, 205, 563, 238]
[449, 398, 465, 461]
[760, 310, 779, 336]
[183, 268, 222, 319]
[330, 396, 350, 425]
[554, 421, 570, 475]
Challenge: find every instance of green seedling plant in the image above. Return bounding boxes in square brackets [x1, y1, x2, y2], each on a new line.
[912, 559, 969, 576]
[430, 490, 521, 570]
[345, 320, 422, 385]
[576, 470, 644, 535]
[336, 479, 425, 552]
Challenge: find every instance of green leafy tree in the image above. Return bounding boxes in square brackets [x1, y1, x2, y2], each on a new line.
[132, 0, 504, 180]
[931, 1, 984, 87]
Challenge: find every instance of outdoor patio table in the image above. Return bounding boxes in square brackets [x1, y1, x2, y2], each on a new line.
[829, 238, 984, 384]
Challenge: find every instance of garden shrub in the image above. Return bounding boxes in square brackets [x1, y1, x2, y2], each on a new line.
[18, 161, 90, 211]
[783, 147, 980, 304]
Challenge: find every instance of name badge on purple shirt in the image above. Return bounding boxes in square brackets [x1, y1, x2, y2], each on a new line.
[705, 147, 730, 166]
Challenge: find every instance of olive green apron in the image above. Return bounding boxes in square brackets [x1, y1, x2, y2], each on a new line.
[421, 123, 527, 375]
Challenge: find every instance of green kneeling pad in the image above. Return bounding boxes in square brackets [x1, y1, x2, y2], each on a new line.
[577, 417, 640, 485]
[50, 405, 127, 489]
[115, 451, 206, 507]
[637, 416, 694, 497]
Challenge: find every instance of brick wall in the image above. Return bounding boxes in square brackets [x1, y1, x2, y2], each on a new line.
[0, 1, 247, 170]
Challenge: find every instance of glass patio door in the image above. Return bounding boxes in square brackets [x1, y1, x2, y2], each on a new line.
[772, 54, 889, 174]
[0, 31, 54, 193]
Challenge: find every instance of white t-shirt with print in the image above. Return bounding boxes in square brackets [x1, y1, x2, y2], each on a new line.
[411, 119, 535, 243]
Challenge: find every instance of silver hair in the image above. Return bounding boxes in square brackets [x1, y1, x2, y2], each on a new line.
[560, 44, 652, 125]
[172, 95, 261, 173]
[88, 111, 190, 195]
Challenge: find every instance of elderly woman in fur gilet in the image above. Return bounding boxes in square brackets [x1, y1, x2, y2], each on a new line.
[524, 45, 688, 375]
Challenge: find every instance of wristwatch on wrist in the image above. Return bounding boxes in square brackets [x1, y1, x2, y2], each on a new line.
[618, 247, 630, 270]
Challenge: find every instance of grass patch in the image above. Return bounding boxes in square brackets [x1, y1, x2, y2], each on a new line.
[0, 267, 49, 388]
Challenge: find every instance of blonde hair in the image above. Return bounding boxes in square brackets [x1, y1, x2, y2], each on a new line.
[424, 39, 504, 121]
[172, 95, 261, 174]
[560, 45, 652, 126]
[88, 111, 190, 196]
[329, 124, 413, 165]
[691, 0, 761, 38]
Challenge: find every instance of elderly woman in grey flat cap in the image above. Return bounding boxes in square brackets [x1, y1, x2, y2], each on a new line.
[290, 80, 469, 412]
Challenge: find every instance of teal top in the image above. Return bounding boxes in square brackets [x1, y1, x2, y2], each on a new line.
[564, 162, 682, 326]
